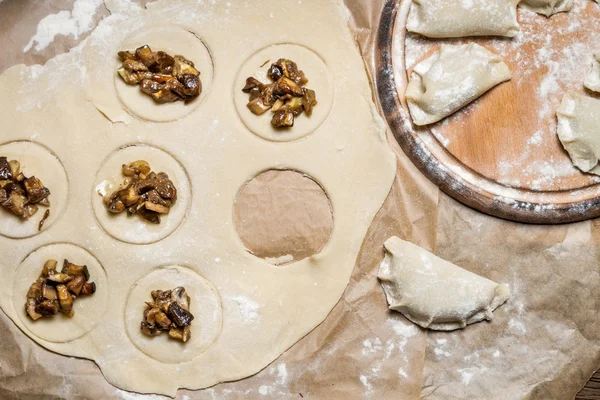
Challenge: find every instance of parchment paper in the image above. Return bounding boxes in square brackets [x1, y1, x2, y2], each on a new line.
[0, 1, 598, 399]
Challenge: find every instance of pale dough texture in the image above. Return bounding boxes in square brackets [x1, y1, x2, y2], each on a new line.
[0, 0, 397, 396]
[406, 43, 512, 126]
[584, 53, 600, 93]
[557, 92, 600, 175]
[378, 237, 510, 331]
[406, 0, 520, 38]
[518, 0, 573, 16]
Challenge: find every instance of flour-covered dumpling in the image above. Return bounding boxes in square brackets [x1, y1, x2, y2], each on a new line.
[518, 0, 573, 16]
[584, 54, 600, 93]
[377, 237, 511, 331]
[407, 0, 520, 38]
[557, 92, 600, 175]
[405, 43, 512, 126]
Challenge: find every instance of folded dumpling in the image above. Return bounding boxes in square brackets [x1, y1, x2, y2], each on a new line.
[405, 43, 512, 126]
[378, 237, 510, 331]
[584, 54, 600, 93]
[518, 0, 573, 16]
[557, 92, 600, 175]
[407, 0, 520, 38]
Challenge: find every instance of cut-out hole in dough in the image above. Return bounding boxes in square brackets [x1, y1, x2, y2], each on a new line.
[14, 243, 108, 343]
[0, 141, 68, 239]
[92, 144, 191, 245]
[233, 43, 334, 142]
[115, 25, 214, 123]
[233, 170, 333, 265]
[125, 265, 222, 364]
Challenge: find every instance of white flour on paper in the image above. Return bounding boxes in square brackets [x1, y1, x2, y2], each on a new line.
[24, 0, 104, 53]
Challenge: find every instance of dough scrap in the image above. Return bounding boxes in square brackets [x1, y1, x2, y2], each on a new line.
[557, 92, 600, 175]
[405, 43, 512, 126]
[0, 0, 397, 396]
[584, 53, 600, 93]
[406, 0, 520, 38]
[378, 237, 510, 331]
[518, 0, 573, 16]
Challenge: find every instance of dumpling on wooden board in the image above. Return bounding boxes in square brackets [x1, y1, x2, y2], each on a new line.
[557, 92, 600, 175]
[518, 0, 573, 16]
[377, 236, 510, 331]
[406, 0, 520, 38]
[584, 54, 600, 93]
[405, 43, 512, 126]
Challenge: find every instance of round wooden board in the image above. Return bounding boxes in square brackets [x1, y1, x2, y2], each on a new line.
[376, 0, 600, 224]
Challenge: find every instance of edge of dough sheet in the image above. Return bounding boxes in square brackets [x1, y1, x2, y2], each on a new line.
[378, 236, 510, 331]
[0, 0, 397, 396]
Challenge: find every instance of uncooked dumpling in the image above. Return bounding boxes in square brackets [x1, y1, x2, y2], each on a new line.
[518, 0, 573, 16]
[585, 54, 600, 93]
[405, 43, 512, 126]
[557, 92, 600, 175]
[406, 0, 520, 38]
[378, 237, 510, 331]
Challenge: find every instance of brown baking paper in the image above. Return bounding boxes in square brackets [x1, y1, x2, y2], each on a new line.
[0, 1, 597, 399]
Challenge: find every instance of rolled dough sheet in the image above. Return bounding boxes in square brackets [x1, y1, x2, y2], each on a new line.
[0, 0, 396, 396]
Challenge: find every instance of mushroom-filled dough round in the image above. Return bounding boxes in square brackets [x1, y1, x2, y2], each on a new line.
[0, 0, 396, 396]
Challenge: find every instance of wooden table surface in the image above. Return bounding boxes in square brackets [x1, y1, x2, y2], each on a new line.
[578, 371, 600, 400]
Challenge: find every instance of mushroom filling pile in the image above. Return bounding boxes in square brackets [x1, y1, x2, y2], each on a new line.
[117, 45, 202, 104]
[140, 287, 194, 343]
[25, 259, 97, 320]
[103, 160, 177, 225]
[0, 157, 51, 229]
[242, 58, 318, 128]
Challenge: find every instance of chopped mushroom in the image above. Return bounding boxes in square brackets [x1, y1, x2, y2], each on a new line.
[242, 58, 318, 128]
[0, 157, 51, 228]
[103, 160, 178, 225]
[140, 287, 194, 343]
[25, 259, 97, 321]
[117, 45, 202, 104]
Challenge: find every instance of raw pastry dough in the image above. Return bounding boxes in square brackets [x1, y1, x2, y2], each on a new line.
[0, 0, 397, 396]
[518, 0, 573, 16]
[405, 43, 512, 126]
[406, 0, 520, 38]
[378, 237, 510, 331]
[557, 92, 600, 175]
[584, 53, 600, 93]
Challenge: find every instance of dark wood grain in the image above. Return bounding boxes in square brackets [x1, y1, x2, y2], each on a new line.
[578, 371, 600, 400]
[375, 0, 600, 224]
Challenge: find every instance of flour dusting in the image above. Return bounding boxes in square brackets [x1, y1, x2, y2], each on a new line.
[24, 0, 104, 53]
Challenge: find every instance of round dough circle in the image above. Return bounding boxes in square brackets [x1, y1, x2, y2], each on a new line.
[233, 169, 333, 265]
[0, 141, 68, 239]
[92, 144, 191, 245]
[114, 25, 214, 123]
[14, 243, 108, 343]
[125, 265, 222, 364]
[233, 43, 334, 142]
